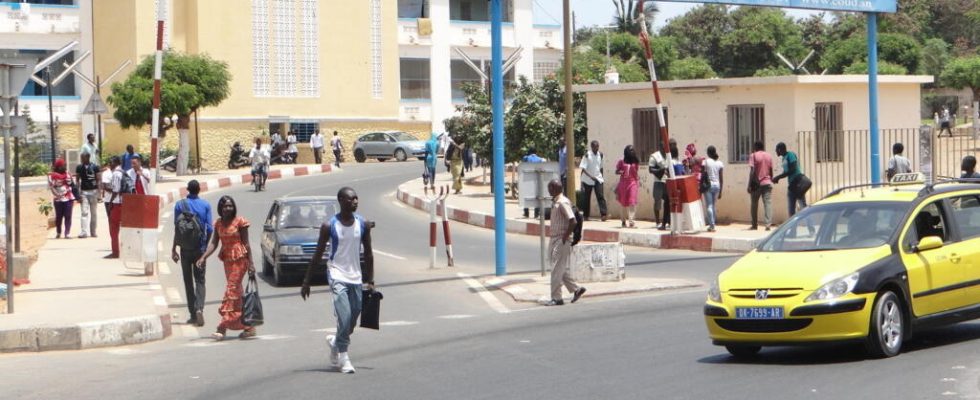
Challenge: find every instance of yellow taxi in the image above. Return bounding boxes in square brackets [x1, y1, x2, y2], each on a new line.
[705, 174, 980, 358]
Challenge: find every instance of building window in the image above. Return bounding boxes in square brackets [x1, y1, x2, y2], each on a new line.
[450, 60, 515, 100]
[727, 105, 765, 163]
[449, 0, 512, 22]
[289, 122, 319, 143]
[815, 102, 843, 162]
[251, 0, 319, 97]
[400, 59, 431, 100]
[398, 0, 427, 18]
[632, 108, 668, 162]
[534, 62, 560, 83]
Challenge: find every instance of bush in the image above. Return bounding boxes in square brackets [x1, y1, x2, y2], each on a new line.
[16, 161, 49, 177]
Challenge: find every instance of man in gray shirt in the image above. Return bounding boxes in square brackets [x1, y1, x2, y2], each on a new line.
[886, 142, 912, 180]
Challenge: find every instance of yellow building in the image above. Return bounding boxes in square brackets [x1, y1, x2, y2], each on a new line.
[94, 0, 428, 169]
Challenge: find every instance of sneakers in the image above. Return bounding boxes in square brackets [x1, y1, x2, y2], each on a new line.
[339, 352, 355, 374]
[571, 287, 587, 303]
[326, 335, 339, 366]
[546, 299, 564, 306]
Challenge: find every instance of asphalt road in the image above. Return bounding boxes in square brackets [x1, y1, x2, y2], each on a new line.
[3, 162, 980, 400]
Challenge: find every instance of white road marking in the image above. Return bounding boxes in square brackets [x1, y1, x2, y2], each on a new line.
[457, 273, 510, 314]
[508, 287, 707, 313]
[437, 314, 474, 319]
[941, 391, 958, 396]
[379, 321, 419, 327]
[185, 341, 227, 348]
[312, 328, 337, 333]
[519, 340, 531, 344]
[374, 250, 406, 260]
[254, 334, 294, 341]
[153, 296, 167, 307]
[165, 287, 182, 302]
[105, 348, 148, 355]
[159, 262, 171, 275]
[942, 378, 957, 382]
[180, 324, 198, 338]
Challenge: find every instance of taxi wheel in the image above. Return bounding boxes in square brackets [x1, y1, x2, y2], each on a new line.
[866, 291, 904, 358]
[725, 345, 761, 358]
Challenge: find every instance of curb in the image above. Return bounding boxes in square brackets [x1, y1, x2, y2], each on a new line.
[396, 182, 761, 253]
[0, 164, 335, 353]
[482, 276, 702, 304]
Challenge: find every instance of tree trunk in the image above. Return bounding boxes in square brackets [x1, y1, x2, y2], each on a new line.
[176, 114, 192, 176]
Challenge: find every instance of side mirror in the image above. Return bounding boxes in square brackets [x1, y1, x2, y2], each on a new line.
[915, 236, 943, 252]
[263, 224, 274, 232]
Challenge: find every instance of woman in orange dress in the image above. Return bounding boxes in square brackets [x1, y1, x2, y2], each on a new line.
[196, 195, 256, 340]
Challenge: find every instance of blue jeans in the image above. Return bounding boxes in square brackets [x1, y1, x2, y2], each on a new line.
[332, 280, 362, 353]
[788, 191, 808, 216]
[704, 185, 720, 227]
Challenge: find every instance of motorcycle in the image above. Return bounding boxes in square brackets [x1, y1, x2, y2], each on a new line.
[270, 142, 295, 165]
[228, 142, 250, 169]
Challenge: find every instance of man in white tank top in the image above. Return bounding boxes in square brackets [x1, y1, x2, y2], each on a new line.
[302, 187, 375, 374]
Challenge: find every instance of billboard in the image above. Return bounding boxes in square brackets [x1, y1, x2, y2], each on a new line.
[667, 0, 896, 13]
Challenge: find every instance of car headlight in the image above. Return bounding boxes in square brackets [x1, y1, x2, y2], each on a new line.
[805, 272, 860, 302]
[708, 277, 721, 303]
[279, 245, 304, 255]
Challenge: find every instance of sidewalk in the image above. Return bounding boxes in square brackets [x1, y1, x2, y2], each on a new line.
[396, 171, 771, 253]
[0, 163, 335, 353]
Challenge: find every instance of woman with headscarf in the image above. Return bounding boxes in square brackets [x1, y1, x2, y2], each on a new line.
[423, 132, 440, 190]
[683, 143, 705, 180]
[48, 158, 76, 239]
[615, 145, 640, 228]
[196, 196, 257, 340]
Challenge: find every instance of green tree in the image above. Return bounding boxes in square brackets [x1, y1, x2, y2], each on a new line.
[941, 56, 980, 105]
[722, 7, 806, 77]
[612, 0, 658, 35]
[107, 50, 231, 175]
[753, 65, 794, 77]
[669, 57, 717, 80]
[921, 38, 950, 85]
[587, 31, 676, 79]
[843, 60, 909, 75]
[660, 5, 733, 75]
[563, 49, 648, 84]
[820, 33, 921, 74]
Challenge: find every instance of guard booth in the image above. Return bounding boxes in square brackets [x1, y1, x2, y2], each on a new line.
[120, 194, 160, 275]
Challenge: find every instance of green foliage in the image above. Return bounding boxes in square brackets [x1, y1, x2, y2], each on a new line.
[921, 38, 951, 85]
[15, 105, 50, 177]
[564, 49, 649, 84]
[820, 33, 921, 74]
[940, 56, 980, 100]
[843, 60, 909, 75]
[612, 0, 658, 35]
[660, 5, 732, 74]
[579, 32, 675, 81]
[17, 162, 49, 177]
[669, 57, 717, 80]
[443, 77, 587, 164]
[36, 198, 52, 217]
[107, 50, 231, 135]
[722, 7, 806, 77]
[753, 65, 794, 77]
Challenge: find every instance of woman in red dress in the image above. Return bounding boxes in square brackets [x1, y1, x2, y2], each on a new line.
[196, 195, 256, 340]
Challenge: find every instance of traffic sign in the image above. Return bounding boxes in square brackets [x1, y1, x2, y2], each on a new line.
[82, 92, 108, 114]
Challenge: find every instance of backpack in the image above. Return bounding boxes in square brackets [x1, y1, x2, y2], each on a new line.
[570, 206, 584, 246]
[176, 200, 204, 250]
[120, 171, 135, 194]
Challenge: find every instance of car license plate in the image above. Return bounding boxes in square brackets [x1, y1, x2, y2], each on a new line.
[735, 307, 784, 319]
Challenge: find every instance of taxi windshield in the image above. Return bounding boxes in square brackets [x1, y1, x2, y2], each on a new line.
[278, 202, 339, 229]
[760, 201, 910, 252]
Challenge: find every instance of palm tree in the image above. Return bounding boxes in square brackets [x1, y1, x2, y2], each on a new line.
[612, 0, 659, 35]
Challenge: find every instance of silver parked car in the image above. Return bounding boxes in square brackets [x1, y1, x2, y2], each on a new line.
[352, 131, 426, 162]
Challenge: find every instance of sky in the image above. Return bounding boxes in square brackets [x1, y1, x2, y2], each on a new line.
[533, 0, 819, 30]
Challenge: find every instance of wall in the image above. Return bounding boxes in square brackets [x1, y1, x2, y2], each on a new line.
[582, 77, 925, 224]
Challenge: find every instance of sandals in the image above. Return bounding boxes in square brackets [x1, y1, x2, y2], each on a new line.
[211, 332, 225, 341]
[239, 329, 257, 339]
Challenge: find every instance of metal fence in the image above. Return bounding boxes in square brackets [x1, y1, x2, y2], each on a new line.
[796, 128, 958, 204]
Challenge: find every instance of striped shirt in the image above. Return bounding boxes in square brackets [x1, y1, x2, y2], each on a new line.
[549, 194, 575, 239]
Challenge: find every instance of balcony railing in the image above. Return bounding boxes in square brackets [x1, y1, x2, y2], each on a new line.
[0, 2, 80, 35]
[397, 18, 562, 50]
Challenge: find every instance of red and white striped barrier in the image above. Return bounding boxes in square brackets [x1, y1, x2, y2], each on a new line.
[120, 194, 160, 275]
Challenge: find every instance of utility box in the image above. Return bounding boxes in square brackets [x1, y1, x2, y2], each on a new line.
[569, 242, 625, 283]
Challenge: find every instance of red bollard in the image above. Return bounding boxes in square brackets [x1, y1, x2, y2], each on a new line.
[440, 198, 454, 267]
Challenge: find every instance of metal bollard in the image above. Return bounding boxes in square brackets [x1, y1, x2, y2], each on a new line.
[440, 196, 454, 267]
[424, 186, 449, 269]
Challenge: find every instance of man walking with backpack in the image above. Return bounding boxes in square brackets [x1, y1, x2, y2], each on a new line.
[546, 179, 586, 306]
[171, 180, 213, 326]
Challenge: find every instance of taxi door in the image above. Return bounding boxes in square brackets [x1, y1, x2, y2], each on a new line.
[900, 200, 968, 317]
[947, 194, 980, 309]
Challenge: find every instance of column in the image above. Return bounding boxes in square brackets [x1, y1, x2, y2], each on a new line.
[429, 0, 452, 133]
[512, 0, 534, 81]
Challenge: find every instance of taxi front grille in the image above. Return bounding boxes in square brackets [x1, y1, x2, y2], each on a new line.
[728, 288, 803, 299]
[714, 318, 813, 333]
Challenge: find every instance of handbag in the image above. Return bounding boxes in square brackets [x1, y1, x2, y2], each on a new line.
[359, 289, 383, 330]
[69, 181, 80, 202]
[240, 273, 264, 327]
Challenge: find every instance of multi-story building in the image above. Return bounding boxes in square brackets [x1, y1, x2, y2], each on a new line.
[19, 0, 563, 170]
[0, 0, 95, 162]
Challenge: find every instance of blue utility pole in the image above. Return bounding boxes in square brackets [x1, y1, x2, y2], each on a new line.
[867, 13, 881, 184]
[491, 0, 506, 276]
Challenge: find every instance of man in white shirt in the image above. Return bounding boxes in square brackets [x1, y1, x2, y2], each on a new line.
[127, 158, 152, 195]
[106, 156, 124, 259]
[286, 131, 299, 163]
[249, 138, 271, 190]
[80, 133, 99, 159]
[310, 130, 325, 164]
[330, 131, 344, 168]
[579, 140, 607, 221]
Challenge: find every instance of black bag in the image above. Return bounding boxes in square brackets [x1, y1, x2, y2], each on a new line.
[570, 205, 584, 246]
[699, 170, 711, 194]
[241, 273, 264, 327]
[175, 200, 204, 250]
[360, 289, 383, 330]
[69, 181, 80, 202]
[120, 171, 135, 194]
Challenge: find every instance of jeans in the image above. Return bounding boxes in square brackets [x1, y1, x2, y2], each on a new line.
[54, 200, 73, 237]
[180, 248, 206, 316]
[581, 181, 608, 220]
[788, 191, 808, 217]
[750, 184, 773, 227]
[704, 185, 720, 227]
[333, 149, 342, 167]
[79, 189, 98, 236]
[332, 280, 363, 353]
[653, 182, 666, 224]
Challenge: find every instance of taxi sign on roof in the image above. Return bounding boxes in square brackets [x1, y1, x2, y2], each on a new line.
[890, 172, 923, 185]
